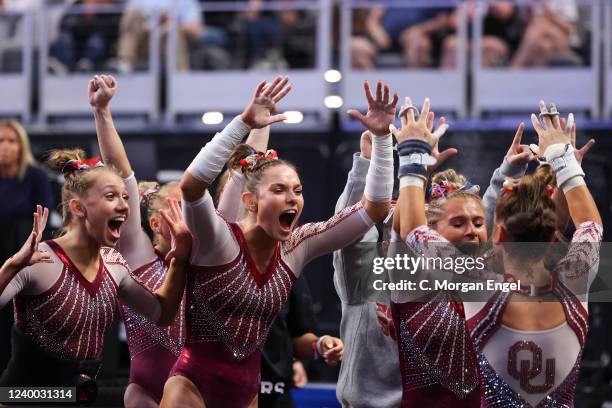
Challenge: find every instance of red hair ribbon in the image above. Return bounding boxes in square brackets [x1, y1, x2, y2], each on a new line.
[427, 180, 479, 202]
[239, 149, 279, 172]
[62, 156, 104, 175]
[502, 177, 554, 198]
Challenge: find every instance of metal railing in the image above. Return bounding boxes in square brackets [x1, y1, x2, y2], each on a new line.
[340, 0, 468, 132]
[38, 4, 160, 123]
[0, 1, 611, 127]
[471, 0, 601, 118]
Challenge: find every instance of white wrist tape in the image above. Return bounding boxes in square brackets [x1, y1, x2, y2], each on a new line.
[398, 152, 437, 167]
[399, 175, 425, 190]
[364, 133, 394, 202]
[543, 143, 585, 189]
[561, 175, 586, 194]
[186, 116, 251, 184]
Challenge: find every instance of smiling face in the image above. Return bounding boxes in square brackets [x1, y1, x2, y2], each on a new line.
[434, 197, 487, 253]
[246, 164, 304, 241]
[0, 126, 20, 168]
[73, 170, 130, 247]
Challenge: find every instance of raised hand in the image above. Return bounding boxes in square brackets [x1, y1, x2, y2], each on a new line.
[347, 80, 399, 137]
[530, 100, 572, 155]
[88, 74, 117, 109]
[241, 76, 292, 129]
[506, 122, 537, 166]
[390, 97, 439, 146]
[8, 206, 50, 271]
[360, 130, 372, 159]
[159, 198, 193, 263]
[319, 335, 344, 366]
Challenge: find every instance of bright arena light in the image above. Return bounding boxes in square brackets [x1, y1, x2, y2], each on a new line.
[324, 69, 342, 83]
[324, 95, 343, 109]
[283, 111, 304, 124]
[201, 112, 224, 125]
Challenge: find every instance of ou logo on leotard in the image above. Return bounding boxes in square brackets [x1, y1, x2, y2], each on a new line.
[507, 340, 556, 394]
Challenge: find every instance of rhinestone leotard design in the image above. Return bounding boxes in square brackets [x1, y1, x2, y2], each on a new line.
[120, 256, 186, 359]
[14, 241, 118, 360]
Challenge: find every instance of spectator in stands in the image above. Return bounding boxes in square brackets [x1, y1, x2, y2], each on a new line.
[510, 0, 582, 67]
[117, 0, 227, 72]
[0, 119, 53, 374]
[438, 2, 523, 68]
[278, 5, 316, 69]
[237, 0, 285, 69]
[49, 0, 120, 73]
[351, 5, 453, 69]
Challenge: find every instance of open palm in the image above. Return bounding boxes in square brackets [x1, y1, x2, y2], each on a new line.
[241, 76, 292, 129]
[160, 199, 192, 263]
[10, 206, 50, 270]
[347, 80, 398, 137]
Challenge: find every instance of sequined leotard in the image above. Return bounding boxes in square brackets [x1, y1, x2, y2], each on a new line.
[0, 240, 161, 386]
[172, 190, 374, 408]
[397, 222, 602, 407]
[465, 221, 602, 408]
[116, 173, 243, 402]
[116, 174, 187, 402]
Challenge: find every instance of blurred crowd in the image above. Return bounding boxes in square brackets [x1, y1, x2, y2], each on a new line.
[0, 0, 317, 72]
[0, 0, 594, 73]
[351, 0, 588, 69]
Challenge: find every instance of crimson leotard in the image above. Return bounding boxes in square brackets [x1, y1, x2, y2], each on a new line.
[172, 189, 374, 407]
[395, 222, 602, 407]
[0, 239, 160, 387]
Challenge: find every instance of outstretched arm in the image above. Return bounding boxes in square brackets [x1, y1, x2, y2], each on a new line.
[89, 75, 132, 178]
[180, 76, 292, 202]
[390, 97, 440, 239]
[347, 80, 398, 223]
[89, 74, 154, 266]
